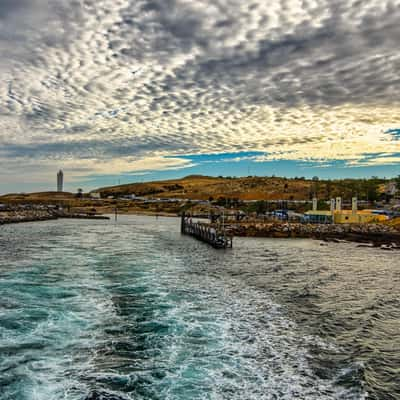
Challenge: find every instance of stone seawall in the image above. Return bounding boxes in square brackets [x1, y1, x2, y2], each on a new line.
[227, 222, 400, 246]
[0, 210, 110, 225]
[0, 210, 57, 225]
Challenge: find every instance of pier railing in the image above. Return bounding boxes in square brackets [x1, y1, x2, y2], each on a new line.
[181, 215, 233, 249]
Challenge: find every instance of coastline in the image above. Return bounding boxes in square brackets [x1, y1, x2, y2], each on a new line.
[2, 210, 400, 248]
[0, 208, 178, 225]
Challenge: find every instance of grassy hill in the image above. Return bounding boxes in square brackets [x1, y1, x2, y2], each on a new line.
[0, 191, 75, 202]
[0, 175, 391, 205]
[93, 175, 388, 202]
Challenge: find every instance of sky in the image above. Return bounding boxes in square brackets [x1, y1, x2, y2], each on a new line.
[0, 0, 400, 193]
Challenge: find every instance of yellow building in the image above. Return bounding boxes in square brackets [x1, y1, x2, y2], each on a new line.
[305, 196, 389, 224]
[333, 210, 387, 224]
[304, 210, 388, 224]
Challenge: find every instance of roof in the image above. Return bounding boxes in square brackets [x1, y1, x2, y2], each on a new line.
[305, 210, 333, 216]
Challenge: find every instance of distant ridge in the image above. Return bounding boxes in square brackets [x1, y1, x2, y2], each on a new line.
[181, 174, 215, 179]
[0, 176, 391, 202]
[0, 191, 74, 199]
[90, 175, 389, 202]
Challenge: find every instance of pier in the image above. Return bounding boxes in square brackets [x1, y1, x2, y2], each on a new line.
[181, 214, 233, 249]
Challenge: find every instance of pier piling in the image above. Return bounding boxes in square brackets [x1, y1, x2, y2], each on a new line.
[181, 214, 233, 249]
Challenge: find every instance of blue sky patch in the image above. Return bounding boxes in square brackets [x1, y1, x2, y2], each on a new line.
[385, 128, 400, 139]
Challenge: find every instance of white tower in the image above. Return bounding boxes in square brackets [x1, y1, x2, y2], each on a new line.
[57, 170, 64, 192]
[330, 198, 336, 213]
[312, 197, 318, 211]
[335, 197, 342, 211]
[352, 197, 358, 214]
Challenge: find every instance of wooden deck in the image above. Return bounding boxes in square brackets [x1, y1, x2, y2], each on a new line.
[181, 215, 233, 249]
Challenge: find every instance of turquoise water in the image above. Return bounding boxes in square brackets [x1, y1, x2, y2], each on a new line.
[0, 216, 399, 400]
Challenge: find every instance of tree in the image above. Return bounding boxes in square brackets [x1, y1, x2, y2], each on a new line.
[255, 201, 267, 215]
[393, 175, 400, 198]
[216, 197, 226, 206]
[365, 180, 380, 202]
[317, 200, 329, 210]
[326, 180, 333, 199]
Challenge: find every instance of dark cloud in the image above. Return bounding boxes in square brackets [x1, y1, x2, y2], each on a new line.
[1, 136, 193, 160]
[1, 0, 400, 188]
[0, 0, 29, 19]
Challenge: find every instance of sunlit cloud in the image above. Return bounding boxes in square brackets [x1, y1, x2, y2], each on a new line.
[1, 0, 400, 191]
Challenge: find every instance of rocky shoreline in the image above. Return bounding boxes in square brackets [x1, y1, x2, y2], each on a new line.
[0, 209, 109, 225]
[227, 222, 400, 247]
[0, 210, 57, 224]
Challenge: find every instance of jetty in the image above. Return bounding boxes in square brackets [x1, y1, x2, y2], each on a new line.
[181, 214, 233, 249]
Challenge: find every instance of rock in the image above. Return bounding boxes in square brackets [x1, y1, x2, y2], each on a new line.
[380, 244, 394, 251]
[357, 243, 374, 248]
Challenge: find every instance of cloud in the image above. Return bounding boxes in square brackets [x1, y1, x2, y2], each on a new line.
[363, 156, 400, 165]
[1, 0, 400, 191]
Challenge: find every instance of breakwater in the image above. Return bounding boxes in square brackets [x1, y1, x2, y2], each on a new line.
[227, 222, 400, 246]
[0, 208, 109, 225]
[0, 209, 57, 224]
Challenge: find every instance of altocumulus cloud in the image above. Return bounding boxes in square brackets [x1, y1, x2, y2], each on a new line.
[0, 0, 400, 190]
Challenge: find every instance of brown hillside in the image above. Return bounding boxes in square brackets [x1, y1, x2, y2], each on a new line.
[93, 175, 338, 201]
[0, 192, 75, 203]
[1, 175, 389, 203]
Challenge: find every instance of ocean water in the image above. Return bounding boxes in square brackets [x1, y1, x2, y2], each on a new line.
[0, 216, 399, 400]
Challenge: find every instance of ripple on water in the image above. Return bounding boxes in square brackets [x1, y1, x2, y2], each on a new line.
[0, 217, 397, 399]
